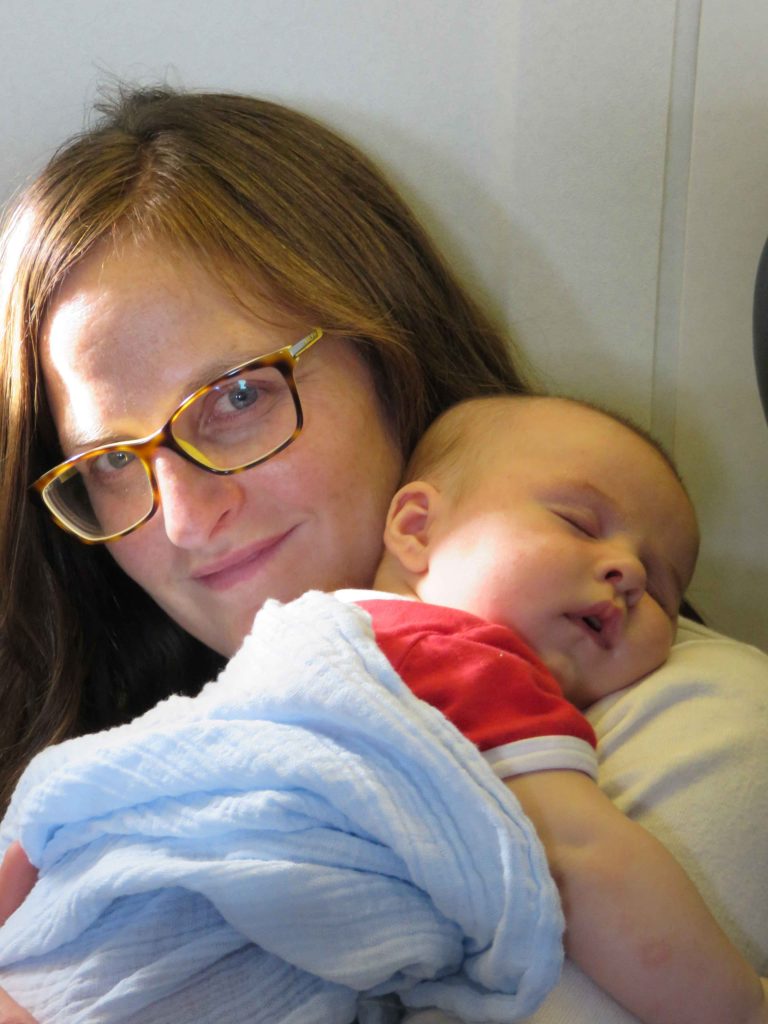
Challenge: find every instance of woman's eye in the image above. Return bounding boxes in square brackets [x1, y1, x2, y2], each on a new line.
[218, 379, 261, 414]
[186, 368, 288, 444]
[207, 374, 285, 421]
[93, 450, 136, 474]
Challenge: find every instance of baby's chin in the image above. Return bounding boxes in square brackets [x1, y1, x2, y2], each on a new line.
[538, 651, 588, 707]
[537, 651, 625, 710]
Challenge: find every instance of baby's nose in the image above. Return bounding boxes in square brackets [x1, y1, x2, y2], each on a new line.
[599, 551, 647, 605]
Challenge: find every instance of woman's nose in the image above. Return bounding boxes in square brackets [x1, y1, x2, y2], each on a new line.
[597, 547, 647, 607]
[152, 450, 243, 548]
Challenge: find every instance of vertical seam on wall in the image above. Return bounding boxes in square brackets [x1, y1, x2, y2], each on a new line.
[651, 0, 702, 451]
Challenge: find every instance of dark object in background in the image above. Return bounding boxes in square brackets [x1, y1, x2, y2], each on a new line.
[681, 236, 768, 630]
[754, 237, 768, 425]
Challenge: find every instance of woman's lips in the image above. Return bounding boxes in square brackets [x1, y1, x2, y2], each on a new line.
[191, 530, 295, 592]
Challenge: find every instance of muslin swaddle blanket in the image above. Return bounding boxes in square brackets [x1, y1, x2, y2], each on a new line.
[0, 591, 564, 1023]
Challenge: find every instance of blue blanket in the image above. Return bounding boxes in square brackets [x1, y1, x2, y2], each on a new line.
[0, 592, 563, 1023]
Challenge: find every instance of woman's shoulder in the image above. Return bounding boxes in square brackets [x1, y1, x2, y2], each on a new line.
[586, 615, 768, 961]
[517, 620, 768, 1024]
[586, 616, 768, 834]
[673, 614, 768, 660]
[588, 615, 767, 742]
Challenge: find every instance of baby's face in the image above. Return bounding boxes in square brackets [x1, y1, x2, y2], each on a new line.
[416, 400, 699, 707]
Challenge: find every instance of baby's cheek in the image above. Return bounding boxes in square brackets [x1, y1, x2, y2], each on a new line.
[637, 601, 675, 674]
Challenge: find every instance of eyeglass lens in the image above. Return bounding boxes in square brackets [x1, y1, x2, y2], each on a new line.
[43, 364, 299, 540]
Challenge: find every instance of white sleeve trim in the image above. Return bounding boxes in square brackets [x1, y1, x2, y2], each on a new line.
[483, 735, 598, 780]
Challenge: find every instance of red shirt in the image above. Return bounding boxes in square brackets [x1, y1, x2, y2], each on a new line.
[353, 595, 597, 780]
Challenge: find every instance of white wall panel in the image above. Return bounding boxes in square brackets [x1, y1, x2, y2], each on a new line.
[676, 0, 768, 648]
[500, 3, 676, 430]
[0, 0, 522, 261]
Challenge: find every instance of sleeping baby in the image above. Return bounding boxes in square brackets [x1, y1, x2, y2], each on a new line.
[346, 393, 768, 1024]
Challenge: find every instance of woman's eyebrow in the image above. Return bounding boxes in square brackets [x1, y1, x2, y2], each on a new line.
[184, 354, 259, 391]
[61, 426, 146, 456]
[60, 353, 264, 455]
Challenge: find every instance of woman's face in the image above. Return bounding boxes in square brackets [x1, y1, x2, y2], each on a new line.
[40, 242, 403, 657]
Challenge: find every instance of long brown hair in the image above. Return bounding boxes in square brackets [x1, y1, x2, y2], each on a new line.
[0, 86, 528, 811]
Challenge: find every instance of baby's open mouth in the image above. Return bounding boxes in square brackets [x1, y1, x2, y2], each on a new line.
[567, 604, 620, 650]
[569, 602, 622, 651]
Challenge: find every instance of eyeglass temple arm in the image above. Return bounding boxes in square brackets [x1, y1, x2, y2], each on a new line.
[289, 327, 323, 359]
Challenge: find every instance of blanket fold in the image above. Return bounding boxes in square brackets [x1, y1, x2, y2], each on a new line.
[0, 592, 563, 1023]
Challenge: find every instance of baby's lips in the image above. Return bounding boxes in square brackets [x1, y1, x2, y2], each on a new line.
[570, 601, 624, 650]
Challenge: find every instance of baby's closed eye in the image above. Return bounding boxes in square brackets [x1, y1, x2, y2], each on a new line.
[551, 506, 600, 538]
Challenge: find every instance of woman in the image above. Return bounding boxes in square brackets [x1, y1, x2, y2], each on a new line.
[0, 85, 525, 808]
[0, 86, 766, 1023]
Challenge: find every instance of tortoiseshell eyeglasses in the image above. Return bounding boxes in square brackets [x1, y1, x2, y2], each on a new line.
[31, 328, 323, 543]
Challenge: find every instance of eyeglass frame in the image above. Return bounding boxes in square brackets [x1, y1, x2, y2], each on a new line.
[31, 327, 324, 544]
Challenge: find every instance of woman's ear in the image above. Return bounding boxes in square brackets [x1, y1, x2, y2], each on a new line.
[382, 481, 441, 576]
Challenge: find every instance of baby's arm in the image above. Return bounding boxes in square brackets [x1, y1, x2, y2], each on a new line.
[506, 770, 767, 1024]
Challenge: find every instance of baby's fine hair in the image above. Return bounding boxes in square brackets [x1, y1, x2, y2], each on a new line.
[403, 394, 687, 496]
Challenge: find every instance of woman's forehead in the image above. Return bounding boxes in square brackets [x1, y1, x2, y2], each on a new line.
[40, 244, 301, 453]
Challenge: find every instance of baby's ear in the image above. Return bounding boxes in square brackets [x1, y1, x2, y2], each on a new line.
[383, 481, 440, 575]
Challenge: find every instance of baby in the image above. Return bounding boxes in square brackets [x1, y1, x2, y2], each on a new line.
[340, 394, 767, 1024]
